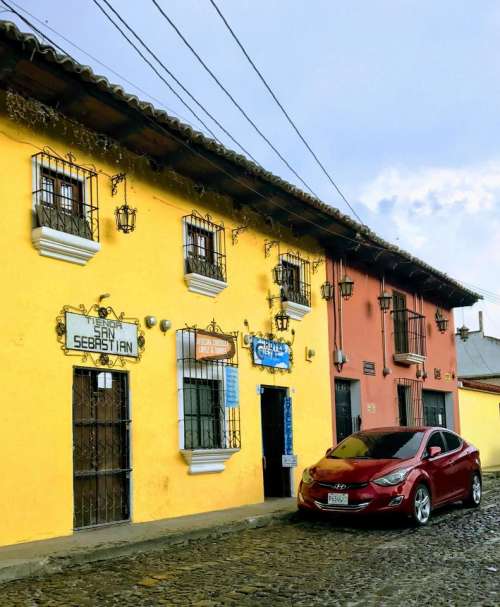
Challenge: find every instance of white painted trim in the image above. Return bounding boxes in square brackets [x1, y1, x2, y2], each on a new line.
[181, 448, 239, 474]
[282, 300, 311, 320]
[32, 226, 100, 265]
[393, 352, 426, 365]
[184, 272, 228, 297]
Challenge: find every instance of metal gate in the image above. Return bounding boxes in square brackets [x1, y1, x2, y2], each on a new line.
[335, 379, 353, 443]
[423, 390, 447, 427]
[73, 368, 130, 529]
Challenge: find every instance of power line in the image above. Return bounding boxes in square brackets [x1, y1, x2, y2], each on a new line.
[5, 0, 207, 132]
[150, 0, 319, 198]
[3, 6, 494, 310]
[207, 0, 365, 225]
[93, 0, 259, 164]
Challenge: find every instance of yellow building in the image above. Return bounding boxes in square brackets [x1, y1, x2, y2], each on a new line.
[0, 22, 340, 548]
[458, 381, 500, 472]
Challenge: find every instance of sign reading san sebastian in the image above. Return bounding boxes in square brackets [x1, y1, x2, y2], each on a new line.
[56, 299, 145, 367]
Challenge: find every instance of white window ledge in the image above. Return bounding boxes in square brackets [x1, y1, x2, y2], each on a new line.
[184, 272, 228, 297]
[181, 448, 239, 474]
[32, 227, 100, 266]
[282, 300, 311, 320]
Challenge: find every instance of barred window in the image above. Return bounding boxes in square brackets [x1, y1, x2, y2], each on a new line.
[32, 151, 99, 241]
[183, 212, 226, 283]
[280, 253, 311, 307]
[177, 325, 240, 451]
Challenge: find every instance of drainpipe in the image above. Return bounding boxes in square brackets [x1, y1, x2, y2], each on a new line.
[338, 259, 344, 353]
[381, 276, 391, 377]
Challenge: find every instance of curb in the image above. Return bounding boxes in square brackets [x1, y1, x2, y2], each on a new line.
[0, 509, 295, 584]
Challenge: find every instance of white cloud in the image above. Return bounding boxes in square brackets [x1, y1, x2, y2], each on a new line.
[357, 162, 500, 335]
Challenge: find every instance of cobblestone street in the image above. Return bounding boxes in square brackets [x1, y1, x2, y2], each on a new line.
[1, 477, 499, 607]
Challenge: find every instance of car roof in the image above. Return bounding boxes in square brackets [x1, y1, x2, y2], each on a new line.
[357, 426, 444, 434]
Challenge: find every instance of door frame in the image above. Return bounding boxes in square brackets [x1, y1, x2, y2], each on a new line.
[259, 384, 294, 498]
[71, 366, 132, 530]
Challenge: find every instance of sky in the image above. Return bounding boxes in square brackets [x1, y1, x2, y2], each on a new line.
[4, 0, 500, 334]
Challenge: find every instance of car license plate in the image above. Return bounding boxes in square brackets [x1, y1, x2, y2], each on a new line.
[328, 492, 348, 505]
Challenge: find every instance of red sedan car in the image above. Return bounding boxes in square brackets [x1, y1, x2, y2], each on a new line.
[298, 427, 481, 525]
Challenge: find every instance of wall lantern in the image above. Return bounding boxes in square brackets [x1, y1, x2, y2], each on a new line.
[378, 290, 392, 313]
[338, 275, 354, 300]
[458, 325, 470, 342]
[272, 263, 290, 286]
[112, 173, 137, 234]
[435, 309, 449, 333]
[320, 280, 334, 301]
[274, 310, 290, 332]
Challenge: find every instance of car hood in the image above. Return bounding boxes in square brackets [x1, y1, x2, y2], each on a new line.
[313, 457, 410, 483]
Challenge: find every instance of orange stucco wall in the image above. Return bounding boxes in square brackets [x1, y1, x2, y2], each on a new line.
[326, 259, 459, 440]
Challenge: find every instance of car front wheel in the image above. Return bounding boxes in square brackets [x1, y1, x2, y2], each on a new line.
[411, 484, 431, 526]
[464, 472, 482, 508]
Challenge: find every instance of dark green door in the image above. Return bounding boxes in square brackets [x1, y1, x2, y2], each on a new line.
[335, 380, 353, 443]
[423, 391, 447, 427]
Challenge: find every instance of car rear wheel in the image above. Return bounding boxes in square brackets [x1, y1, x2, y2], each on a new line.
[411, 484, 431, 526]
[464, 472, 482, 508]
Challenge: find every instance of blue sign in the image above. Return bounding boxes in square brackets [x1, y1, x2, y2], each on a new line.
[284, 396, 293, 455]
[224, 366, 239, 408]
[251, 337, 291, 369]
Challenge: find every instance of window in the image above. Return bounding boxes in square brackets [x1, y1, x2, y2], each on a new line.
[442, 431, 462, 452]
[280, 253, 311, 307]
[33, 151, 99, 241]
[183, 212, 226, 284]
[177, 325, 240, 452]
[425, 431, 446, 456]
[329, 431, 425, 460]
[391, 291, 426, 360]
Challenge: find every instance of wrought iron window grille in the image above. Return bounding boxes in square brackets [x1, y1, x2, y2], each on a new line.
[279, 253, 311, 308]
[32, 151, 99, 242]
[177, 322, 240, 451]
[396, 378, 424, 427]
[391, 307, 426, 358]
[183, 212, 227, 282]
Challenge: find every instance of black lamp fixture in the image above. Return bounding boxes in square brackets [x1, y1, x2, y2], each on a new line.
[272, 263, 289, 286]
[435, 309, 449, 333]
[338, 275, 354, 300]
[378, 290, 392, 312]
[320, 280, 334, 301]
[274, 310, 290, 332]
[112, 173, 137, 234]
[458, 325, 470, 341]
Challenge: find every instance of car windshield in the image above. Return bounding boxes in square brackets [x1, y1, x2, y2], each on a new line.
[328, 431, 425, 460]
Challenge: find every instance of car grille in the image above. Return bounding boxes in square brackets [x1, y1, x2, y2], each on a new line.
[317, 481, 369, 490]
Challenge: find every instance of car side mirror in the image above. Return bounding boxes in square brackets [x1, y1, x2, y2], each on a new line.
[428, 446, 442, 458]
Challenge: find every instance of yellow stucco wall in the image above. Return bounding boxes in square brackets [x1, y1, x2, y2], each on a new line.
[458, 387, 500, 471]
[0, 110, 333, 547]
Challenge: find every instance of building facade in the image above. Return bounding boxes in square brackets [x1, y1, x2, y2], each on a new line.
[0, 22, 478, 548]
[456, 311, 500, 385]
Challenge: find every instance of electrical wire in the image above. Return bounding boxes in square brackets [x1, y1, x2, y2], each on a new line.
[207, 0, 365, 225]
[92, 0, 259, 164]
[5, 0, 206, 132]
[149, 0, 319, 198]
[1, 6, 489, 306]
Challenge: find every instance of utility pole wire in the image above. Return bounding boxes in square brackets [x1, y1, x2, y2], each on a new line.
[150, 0, 319, 198]
[92, 0, 259, 163]
[207, 0, 365, 225]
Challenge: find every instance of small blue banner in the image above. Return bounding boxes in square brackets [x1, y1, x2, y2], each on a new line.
[251, 337, 291, 369]
[283, 396, 293, 455]
[224, 366, 239, 408]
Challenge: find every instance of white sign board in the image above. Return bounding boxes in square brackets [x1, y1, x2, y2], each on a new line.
[282, 454, 298, 468]
[65, 312, 138, 358]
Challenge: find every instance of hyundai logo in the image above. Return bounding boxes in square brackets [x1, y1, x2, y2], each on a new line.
[333, 483, 347, 490]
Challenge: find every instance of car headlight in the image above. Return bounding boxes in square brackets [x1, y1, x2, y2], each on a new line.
[372, 467, 411, 487]
[302, 467, 314, 485]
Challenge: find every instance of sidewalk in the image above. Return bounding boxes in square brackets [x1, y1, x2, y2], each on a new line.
[0, 498, 296, 583]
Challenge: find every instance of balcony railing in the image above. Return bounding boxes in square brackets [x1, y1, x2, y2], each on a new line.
[391, 308, 426, 365]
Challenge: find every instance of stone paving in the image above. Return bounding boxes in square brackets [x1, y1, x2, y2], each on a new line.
[0, 477, 499, 607]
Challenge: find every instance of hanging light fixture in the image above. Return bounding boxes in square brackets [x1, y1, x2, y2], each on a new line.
[378, 290, 392, 312]
[320, 281, 334, 301]
[458, 325, 470, 341]
[435, 309, 449, 333]
[272, 263, 287, 286]
[112, 173, 137, 234]
[274, 310, 290, 332]
[338, 275, 354, 300]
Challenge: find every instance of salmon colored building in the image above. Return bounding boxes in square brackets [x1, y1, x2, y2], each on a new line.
[324, 256, 479, 443]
